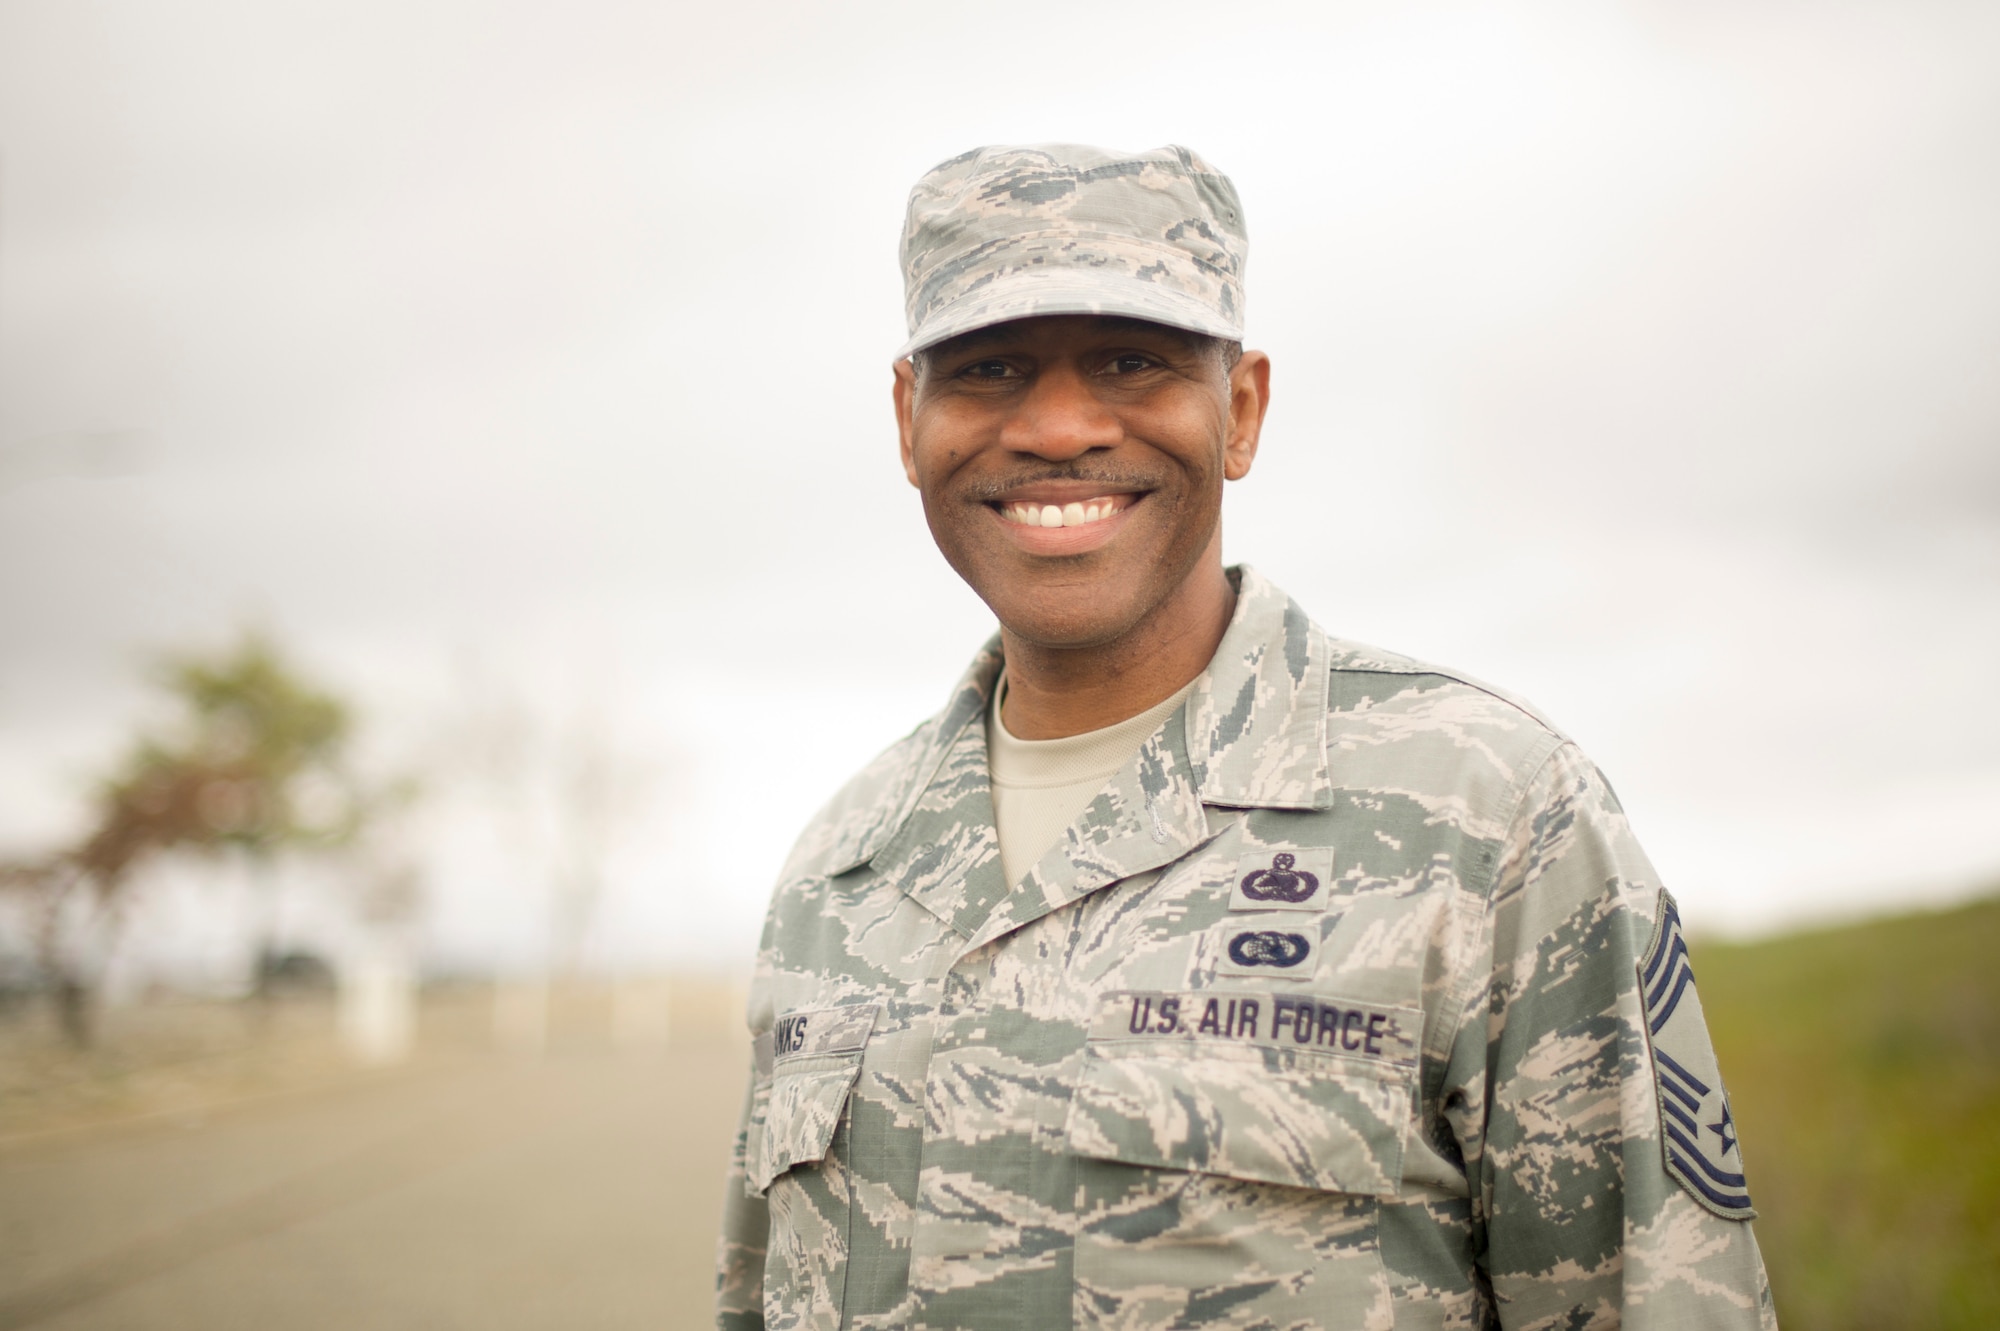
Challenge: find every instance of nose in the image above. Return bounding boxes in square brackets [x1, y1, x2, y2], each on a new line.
[997, 364, 1122, 461]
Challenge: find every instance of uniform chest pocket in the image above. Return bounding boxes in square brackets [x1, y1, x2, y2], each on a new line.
[748, 1004, 879, 1331]
[1063, 990, 1419, 1331]
[748, 1003, 879, 1194]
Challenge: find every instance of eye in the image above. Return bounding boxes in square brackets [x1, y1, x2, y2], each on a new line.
[1103, 352, 1157, 375]
[959, 358, 1018, 380]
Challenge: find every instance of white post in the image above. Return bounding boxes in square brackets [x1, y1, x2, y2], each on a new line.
[340, 946, 415, 1065]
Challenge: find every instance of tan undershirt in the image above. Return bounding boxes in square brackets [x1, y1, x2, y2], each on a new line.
[987, 672, 1200, 888]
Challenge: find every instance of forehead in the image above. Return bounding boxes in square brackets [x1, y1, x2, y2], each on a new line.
[923, 314, 1207, 361]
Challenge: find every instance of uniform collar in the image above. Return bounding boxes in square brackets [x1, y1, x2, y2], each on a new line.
[1183, 564, 1334, 812]
[821, 565, 1332, 880]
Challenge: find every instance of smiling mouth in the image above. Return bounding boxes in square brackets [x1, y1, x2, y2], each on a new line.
[993, 494, 1137, 529]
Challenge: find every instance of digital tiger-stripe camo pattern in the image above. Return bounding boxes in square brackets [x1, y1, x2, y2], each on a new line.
[896, 143, 1247, 359]
[717, 567, 1776, 1330]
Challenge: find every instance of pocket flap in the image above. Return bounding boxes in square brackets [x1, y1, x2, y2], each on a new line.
[1065, 990, 1416, 1196]
[752, 1063, 863, 1193]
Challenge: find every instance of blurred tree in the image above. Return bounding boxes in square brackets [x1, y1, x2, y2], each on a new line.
[1, 632, 361, 1045]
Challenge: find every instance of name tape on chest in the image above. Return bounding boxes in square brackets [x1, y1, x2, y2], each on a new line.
[1091, 990, 1419, 1069]
[1638, 891, 1755, 1220]
[1227, 846, 1336, 913]
[767, 1003, 881, 1068]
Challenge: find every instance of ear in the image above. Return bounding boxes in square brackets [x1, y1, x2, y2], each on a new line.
[893, 359, 921, 488]
[1223, 350, 1271, 482]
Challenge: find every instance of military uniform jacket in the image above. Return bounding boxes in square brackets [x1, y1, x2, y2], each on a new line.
[717, 567, 1776, 1331]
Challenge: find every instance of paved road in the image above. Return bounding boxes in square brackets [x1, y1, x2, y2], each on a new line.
[0, 1043, 746, 1330]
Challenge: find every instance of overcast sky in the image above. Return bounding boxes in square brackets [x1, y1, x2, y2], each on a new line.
[2, 0, 1996, 976]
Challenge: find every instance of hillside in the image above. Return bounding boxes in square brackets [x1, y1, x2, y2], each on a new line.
[1699, 892, 2000, 1330]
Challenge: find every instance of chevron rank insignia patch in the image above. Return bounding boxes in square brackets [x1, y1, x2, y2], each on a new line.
[1638, 889, 1756, 1220]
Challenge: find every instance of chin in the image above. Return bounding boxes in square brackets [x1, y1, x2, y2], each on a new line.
[985, 581, 1155, 651]
[933, 509, 1215, 653]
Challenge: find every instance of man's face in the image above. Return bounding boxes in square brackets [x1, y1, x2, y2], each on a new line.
[894, 315, 1269, 651]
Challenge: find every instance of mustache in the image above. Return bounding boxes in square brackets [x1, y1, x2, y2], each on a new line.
[964, 467, 1161, 503]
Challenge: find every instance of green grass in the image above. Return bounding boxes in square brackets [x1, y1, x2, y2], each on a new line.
[1696, 893, 2000, 1330]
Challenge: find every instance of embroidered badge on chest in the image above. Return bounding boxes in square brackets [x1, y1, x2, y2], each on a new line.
[1216, 925, 1318, 979]
[1227, 846, 1335, 912]
[1638, 890, 1756, 1220]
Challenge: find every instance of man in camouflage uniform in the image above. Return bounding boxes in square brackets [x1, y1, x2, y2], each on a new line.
[716, 143, 1776, 1330]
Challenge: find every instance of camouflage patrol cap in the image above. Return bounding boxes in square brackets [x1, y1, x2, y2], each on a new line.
[897, 143, 1248, 359]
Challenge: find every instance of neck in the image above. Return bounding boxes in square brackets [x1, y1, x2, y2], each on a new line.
[998, 555, 1236, 740]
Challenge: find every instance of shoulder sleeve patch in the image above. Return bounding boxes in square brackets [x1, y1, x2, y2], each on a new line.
[1639, 889, 1757, 1221]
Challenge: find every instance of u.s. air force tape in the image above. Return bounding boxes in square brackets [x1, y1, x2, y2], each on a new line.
[1089, 990, 1419, 1069]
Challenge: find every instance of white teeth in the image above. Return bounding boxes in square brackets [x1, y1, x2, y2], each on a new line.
[1000, 496, 1128, 527]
